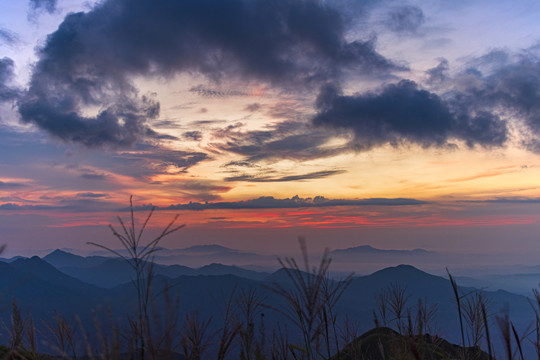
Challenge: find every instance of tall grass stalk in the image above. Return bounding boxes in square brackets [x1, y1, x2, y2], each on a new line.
[87, 195, 184, 359]
[447, 268, 466, 358]
[270, 237, 352, 359]
[481, 302, 493, 360]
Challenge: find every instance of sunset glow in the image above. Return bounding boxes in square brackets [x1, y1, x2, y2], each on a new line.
[1, 0, 540, 264]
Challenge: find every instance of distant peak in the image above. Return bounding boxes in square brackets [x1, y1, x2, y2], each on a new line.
[44, 249, 82, 259]
[48, 249, 71, 255]
[371, 264, 429, 277]
[331, 245, 431, 254]
[394, 264, 419, 271]
[181, 244, 233, 253]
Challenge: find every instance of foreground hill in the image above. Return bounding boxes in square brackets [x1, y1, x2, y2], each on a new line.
[332, 327, 490, 360]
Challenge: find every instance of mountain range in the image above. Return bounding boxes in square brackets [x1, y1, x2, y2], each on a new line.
[0, 248, 536, 357]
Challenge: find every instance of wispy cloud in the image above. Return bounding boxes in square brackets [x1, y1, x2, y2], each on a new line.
[384, 5, 425, 34]
[76, 192, 108, 198]
[215, 120, 350, 164]
[225, 170, 346, 182]
[0, 180, 26, 188]
[465, 197, 540, 204]
[80, 173, 107, 181]
[0, 58, 20, 103]
[447, 166, 519, 183]
[28, 0, 57, 14]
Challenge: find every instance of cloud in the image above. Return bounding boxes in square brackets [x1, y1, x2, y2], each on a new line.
[465, 197, 540, 204]
[113, 147, 209, 177]
[385, 5, 425, 33]
[0, 198, 122, 212]
[134, 195, 427, 211]
[0, 203, 60, 211]
[76, 192, 107, 198]
[0, 180, 26, 188]
[313, 80, 508, 150]
[19, 0, 397, 148]
[162, 179, 233, 202]
[172, 180, 231, 193]
[475, 55, 540, 151]
[215, 120, 349, 164]
[183, 131, 202, 141]
[425, 58, 449, 84]
[190, 85, 248, 98]
[244, 103, 262, 112]
[437, 48, 540, 152]
[0, 29, 19, 46]
[0, 58, 20, 103]
[81, 173, 107, 180]
[155, 133, 179, 141]
[29, 0, 57, 13]
[225, 170, 345, 182]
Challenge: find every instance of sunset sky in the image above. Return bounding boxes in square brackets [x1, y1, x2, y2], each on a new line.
[1, 0, 540, 262]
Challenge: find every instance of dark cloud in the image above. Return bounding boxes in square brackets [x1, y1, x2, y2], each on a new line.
[224, 160, 258, 168]
[81, 173, 107, 180]
[173, 180, 231, 193]
[156, 133, 179, 141]
[244, 103, 262, 112]
[163, 179, 232, 202]
[447, 50, 540, 152]
[76, 192, 107, 198]
[485, 61, 540, 150]
[189, 120, 227, 126]
[0, 58, 20, 103]
[0, 203, 60, 211]
[0, 197, 124, 212]
[0, 196, 35, 203]
[183, 131, 202, 141]
[151, 119, 183, 129]
[19, 86, 161, 148]
[0, 180, 26, 188]
[190, 85, 248, 98]
[467, 49, 510, 72]
[425, 58, 449, 84]
[385, 5, 424, 33]
[0, 200, 122, 213]
[29, 0, 57, 13]
[313, 80, 508, 150]
[225, 169, 345, 182]
[19, 0, 396, 148]
[133, 195, 426, 211]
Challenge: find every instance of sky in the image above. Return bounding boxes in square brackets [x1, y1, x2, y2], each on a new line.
[1, 0, 540, 264]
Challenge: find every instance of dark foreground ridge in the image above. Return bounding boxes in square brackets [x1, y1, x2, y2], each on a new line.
[333, 327, 490, 360]
[0, 327, 490, 360]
